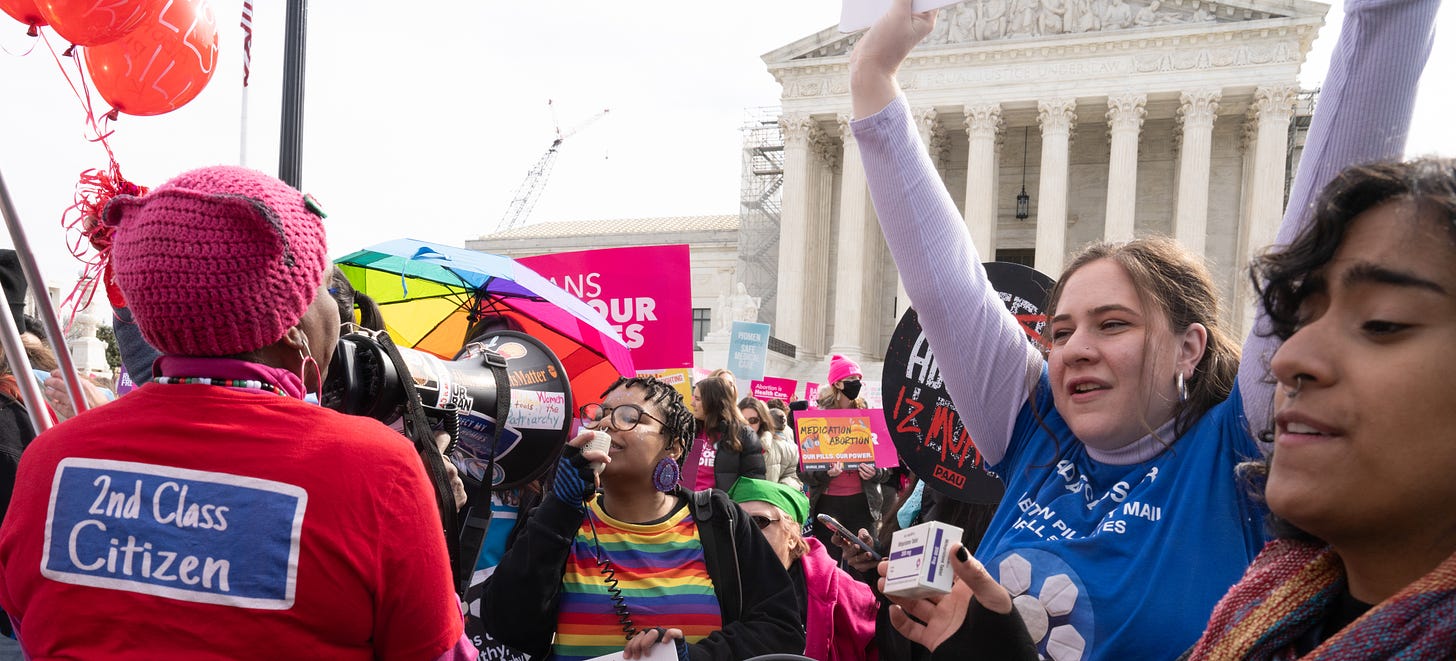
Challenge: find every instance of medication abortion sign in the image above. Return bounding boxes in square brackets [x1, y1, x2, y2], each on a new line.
[43, 458, 306, 609]
[796, 409, 899, 470]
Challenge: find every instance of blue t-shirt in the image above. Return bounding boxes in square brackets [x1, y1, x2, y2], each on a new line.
[978, 369, 1267, 660]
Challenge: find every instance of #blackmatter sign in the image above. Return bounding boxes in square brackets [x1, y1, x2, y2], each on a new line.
[881, 262, 1055, 504]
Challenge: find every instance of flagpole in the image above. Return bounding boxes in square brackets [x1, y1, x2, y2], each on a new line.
[278, 0, 307, 189]
[240, 0, 253, 167]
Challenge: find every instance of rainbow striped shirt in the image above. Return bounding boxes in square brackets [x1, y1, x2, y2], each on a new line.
[552, 499, 723, 660]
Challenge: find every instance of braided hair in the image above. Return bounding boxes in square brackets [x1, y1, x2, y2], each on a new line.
[601, 376, 695, 459]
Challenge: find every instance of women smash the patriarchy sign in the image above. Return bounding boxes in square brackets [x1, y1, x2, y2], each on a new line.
[42, 458, 306, 609]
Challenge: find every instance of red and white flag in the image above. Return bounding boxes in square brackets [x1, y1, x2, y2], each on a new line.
[240, 0, 254, 87]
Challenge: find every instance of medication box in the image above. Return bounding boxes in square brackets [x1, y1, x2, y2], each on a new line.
[883, 521, 964, 599]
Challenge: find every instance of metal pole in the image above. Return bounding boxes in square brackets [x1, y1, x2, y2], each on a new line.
[277, 0, 308, 188]
[0, 169, 89, 430]
[0, 285, 49, 434]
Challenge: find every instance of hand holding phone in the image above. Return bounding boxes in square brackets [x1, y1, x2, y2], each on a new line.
[817, 513, 883, 561]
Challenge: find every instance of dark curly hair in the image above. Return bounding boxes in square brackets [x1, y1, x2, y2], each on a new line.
[1254, 157, 1456, 342]
[1244, 157, 1456, 541]
[600, 376, 695, 459]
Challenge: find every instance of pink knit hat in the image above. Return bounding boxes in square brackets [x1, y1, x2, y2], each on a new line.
[827, 354, 863, 384]
[103, 166, 328, 357]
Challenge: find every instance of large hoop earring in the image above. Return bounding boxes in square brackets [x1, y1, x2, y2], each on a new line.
[1176, 371, 1188, 403]
[652, 457, 680, 493]
[299, 348, 322, 395]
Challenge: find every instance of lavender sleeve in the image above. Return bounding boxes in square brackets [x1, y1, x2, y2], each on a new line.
[853, 99, 1042, 466]
[1238, 0, 1441, 437]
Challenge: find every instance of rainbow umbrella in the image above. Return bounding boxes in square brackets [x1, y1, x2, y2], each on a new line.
[335, 239, 635, 403]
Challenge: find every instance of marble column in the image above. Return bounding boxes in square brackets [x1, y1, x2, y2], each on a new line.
[963, 103, 1003, 257]
[1174, 89, 1221, 255]
[1103, 93, 1146, 242]
[830, 114, 881, 361]
[1035, 99, 1076, 276]
[804, 132, 837, 358]
[775, 113, 833, 358]
[1235, 85, 1297, 333]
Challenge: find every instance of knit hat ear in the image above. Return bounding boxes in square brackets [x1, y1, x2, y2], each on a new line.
[100, 193, 142, 229]
[108, 165, 328, 358]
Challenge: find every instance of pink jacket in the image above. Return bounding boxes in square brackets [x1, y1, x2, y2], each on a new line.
[799, 537, 878, 661]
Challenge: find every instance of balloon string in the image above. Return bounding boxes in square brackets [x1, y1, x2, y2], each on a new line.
[38, 31, 139, 328]
[0, 29, 39, 57]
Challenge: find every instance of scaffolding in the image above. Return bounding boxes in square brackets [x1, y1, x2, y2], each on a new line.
[1283, 87, 1320, 209]
[736, 107, 785, 334]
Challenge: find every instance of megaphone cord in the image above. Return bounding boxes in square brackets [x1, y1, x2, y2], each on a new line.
[586, 511, 636, 641]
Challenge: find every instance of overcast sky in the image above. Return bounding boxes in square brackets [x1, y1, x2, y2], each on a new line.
[1, 0, 1452, 306]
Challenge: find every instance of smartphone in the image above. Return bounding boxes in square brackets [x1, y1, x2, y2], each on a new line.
[816, 513, 883, 561]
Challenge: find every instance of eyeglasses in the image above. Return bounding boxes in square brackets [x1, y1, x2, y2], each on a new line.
[745, 417, 761, 425]
[749, 514, 782, 530]
[579, 403, 664, 432]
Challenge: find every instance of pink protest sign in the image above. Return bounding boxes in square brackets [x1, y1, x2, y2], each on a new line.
[803, 382, 820, 405]
[749, 377, 797, 403]
[520, 245, 693, 370]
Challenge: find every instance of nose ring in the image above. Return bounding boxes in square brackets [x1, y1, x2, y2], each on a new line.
[1285, 375, 1306, 399]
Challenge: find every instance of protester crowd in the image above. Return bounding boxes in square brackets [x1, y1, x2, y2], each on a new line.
[0, 0, 1445, 658]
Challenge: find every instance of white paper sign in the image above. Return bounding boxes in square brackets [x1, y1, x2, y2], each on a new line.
[840, 0, 962, 32]
[585, 642, 679, 661]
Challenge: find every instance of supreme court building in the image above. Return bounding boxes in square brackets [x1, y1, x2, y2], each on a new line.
[751, 0, 1325, 378]
[475, 0, 1327, 384]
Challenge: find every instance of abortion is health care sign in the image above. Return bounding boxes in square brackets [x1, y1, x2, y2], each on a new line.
[520, 245, 693, 370]
[750, 377, 797, 403]
[881, 261, 1055, 504]
[796, 409, 899, 471]
[726, 321, 771, 383]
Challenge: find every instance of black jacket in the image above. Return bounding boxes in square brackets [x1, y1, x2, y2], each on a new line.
[481, 486, 804, 660]
[710, 426, 766, 492]
[0, 392, 36, 528]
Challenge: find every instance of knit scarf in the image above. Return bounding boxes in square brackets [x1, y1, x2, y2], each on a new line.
[1188, 539, 1456, 660]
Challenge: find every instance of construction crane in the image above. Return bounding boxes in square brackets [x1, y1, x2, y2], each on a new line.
[495, 100, 610, 233]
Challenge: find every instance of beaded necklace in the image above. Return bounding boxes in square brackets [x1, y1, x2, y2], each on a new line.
[153, 376, 288, 397]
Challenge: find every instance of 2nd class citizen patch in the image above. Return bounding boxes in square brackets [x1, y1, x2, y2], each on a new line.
[41, 458, 307, 610]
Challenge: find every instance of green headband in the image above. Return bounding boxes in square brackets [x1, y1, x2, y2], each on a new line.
[728, 477, 810, 526]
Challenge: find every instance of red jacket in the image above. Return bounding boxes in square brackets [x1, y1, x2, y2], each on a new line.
[800, 537, 878, 661]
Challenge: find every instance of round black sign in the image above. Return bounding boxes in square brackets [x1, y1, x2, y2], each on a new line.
[444, 330, 574, 490]
[881, 262, 1055, 504]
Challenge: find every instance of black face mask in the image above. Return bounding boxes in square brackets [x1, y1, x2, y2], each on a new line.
[840, 379, 863, 401]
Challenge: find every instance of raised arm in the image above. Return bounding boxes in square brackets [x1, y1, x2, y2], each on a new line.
[851, 0, 1042, 465]
[1239, 0, 1442, 434]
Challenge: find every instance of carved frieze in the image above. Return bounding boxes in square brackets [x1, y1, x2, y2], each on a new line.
[782, 37, 1302, 99]
[803, 0, 1244, 59]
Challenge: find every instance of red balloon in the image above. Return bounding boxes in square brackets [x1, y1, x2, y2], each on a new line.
[38, 0, 164, 47]
[0, 0, 47, 33]
[83, 0, 217, 117]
